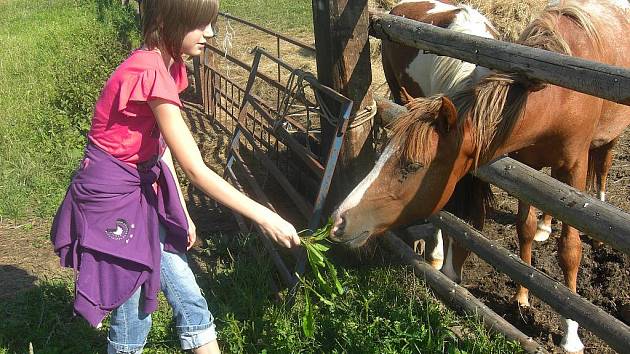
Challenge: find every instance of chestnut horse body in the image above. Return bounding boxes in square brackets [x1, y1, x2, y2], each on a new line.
[332, 1, 630, 352]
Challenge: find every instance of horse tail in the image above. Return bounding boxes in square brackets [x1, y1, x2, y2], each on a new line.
[586, 149, 598, 193]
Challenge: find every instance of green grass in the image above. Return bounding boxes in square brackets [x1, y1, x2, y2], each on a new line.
[0, 232, 523, 353]
[0, 0, 140, 219]
[220, 0, 313, 34]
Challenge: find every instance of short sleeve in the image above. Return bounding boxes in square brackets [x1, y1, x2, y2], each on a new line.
[170, 60, 189, 94]
[118, 68, 182, 117]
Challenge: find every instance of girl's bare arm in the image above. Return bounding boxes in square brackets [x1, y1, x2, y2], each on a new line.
[149, 98, 300, 248]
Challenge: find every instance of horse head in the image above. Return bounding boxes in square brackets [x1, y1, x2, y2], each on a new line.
[330, 95, 475, 247]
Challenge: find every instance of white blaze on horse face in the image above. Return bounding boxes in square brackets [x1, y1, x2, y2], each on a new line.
[560, 318, 584, 353]
[335, 143, 397, 217]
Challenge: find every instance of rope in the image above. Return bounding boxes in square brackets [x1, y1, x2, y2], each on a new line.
[348, 99, 377, 129]
[221, 17, 235, 80]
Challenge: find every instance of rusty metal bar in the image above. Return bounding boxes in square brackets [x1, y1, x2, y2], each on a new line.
[204, 45, 287, 93]
[218, 12, 316, 53]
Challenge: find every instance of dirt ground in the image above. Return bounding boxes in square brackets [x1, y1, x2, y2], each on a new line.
[0, 219, 72, 298]
[460, 129, 630, 354]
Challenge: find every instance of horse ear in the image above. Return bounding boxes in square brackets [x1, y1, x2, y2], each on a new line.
[436, 96, 458, 134]
[400, 87, 415, 104]
[375, 97, 409, 126]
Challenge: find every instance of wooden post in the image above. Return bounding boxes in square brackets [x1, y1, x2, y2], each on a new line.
[312, 0, 374, 207]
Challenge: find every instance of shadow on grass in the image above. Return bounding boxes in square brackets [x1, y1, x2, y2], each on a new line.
[0, 266, 38, 299]
[95, 0, 141, 51]
[0, 276, 106, 354]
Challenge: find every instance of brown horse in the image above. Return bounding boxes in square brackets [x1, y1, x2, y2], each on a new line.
[380, 0, 498, 270]
[331, 1, 630, 352]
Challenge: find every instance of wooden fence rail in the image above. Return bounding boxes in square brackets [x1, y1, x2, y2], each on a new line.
[369, 12, 630, 106]
[474, 157, 630, 256]
[428, 211, 630, 354]
[382, 232, 547, 354]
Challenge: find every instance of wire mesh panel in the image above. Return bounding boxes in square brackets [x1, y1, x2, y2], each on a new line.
[222, 48, 352, 286]
[200, 12, 316, 139]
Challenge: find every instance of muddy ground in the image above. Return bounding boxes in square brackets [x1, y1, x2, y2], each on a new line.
[459, 129, 630, 354]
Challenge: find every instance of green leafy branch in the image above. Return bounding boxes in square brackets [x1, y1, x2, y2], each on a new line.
[297, 219, 345, 337]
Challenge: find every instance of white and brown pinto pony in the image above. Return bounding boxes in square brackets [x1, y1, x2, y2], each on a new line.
[382, 0, 497, 101]
[380, 0, 498, 270]
[332, 1, 630, 352]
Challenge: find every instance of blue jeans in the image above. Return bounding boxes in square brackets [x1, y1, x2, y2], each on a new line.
[107, 227, 216, 353]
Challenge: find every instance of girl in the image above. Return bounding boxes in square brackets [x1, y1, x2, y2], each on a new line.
[51, 0, 300, 353]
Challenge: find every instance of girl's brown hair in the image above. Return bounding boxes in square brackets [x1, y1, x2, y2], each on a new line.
[142, 0, 219, 60]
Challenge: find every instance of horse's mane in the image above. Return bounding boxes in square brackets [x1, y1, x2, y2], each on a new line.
[519, 3, 602, 55]
[388, 3, 602, 168]
[450, 3, 602, 167]
[389, 96, 449, 167]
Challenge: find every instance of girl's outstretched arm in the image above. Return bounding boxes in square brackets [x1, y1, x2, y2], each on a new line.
[149, 98, 300, 248]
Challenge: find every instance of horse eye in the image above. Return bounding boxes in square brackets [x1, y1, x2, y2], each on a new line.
[405, 162, 423, 173]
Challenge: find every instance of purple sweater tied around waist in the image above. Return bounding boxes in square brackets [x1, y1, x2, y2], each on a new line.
[51, 143, 188, 327]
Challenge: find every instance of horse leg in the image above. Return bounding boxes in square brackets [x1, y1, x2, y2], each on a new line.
[588, 138, 618, 248]
[424, 228, 444, 270]
[535, 170, 559, 242]
[514, 200, 538, 307]
[555, 161, 588, 354]
[534, 211, 553, 241]
[441, 187, 486, 283]
[381, 46, 405, 105]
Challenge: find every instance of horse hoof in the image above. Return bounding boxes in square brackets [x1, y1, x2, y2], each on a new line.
[561, 344, 584, 354]
[428, 258, 443, 270]
[514, 294, 530, 308]
[561, 318, 584, 354]
[592, 239, 605, 249]
[534, 223, 551, 242]
[534, 229, 550, 242]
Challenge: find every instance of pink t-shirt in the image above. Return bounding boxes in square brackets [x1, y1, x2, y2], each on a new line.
[88, 50, 188, 164]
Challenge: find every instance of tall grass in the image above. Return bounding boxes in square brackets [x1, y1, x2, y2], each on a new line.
[219, 0, 313, 34]
[0, 0, 140, 219]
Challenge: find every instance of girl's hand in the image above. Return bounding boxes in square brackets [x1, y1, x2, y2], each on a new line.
[187, 220, 197, 250]
[257, 208, 301, 248]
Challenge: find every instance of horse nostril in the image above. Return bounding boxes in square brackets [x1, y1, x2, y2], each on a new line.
[332, 215, 346, 237]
